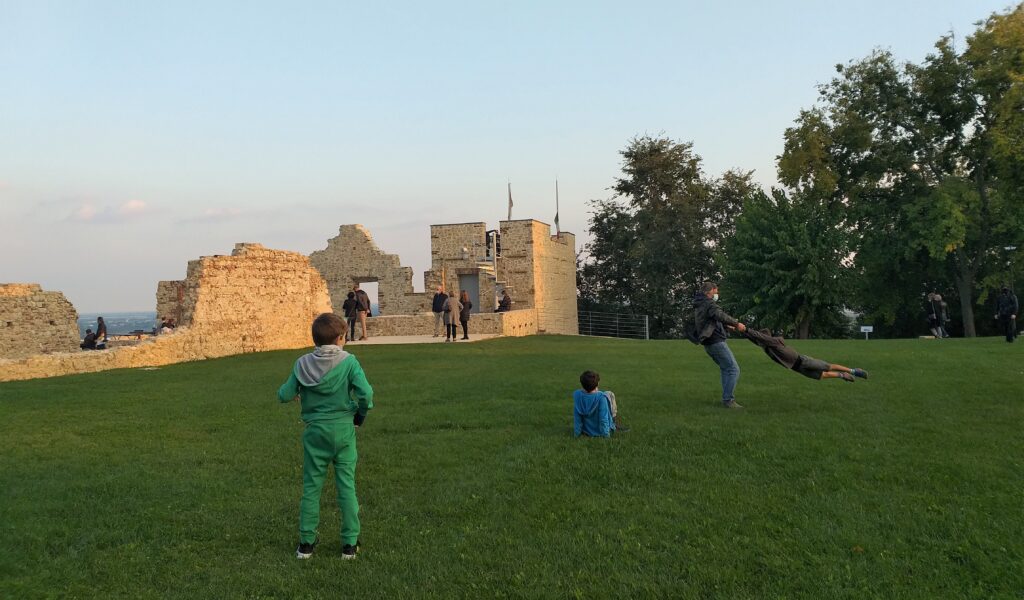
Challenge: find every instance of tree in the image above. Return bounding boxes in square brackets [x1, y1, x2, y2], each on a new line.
[578, 135, 753, 337]
[721, 189, 850, 338]
[777, 5, 1024, 336]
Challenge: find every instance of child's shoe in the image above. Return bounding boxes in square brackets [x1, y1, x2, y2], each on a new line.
[838, 372, 855, 382]
[342, 540, 361, 560]
[296, 537, 319, 559]
[852, 368, 868, 380]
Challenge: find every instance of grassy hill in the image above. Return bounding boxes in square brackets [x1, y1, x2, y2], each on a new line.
[1, 336, 1021, 598]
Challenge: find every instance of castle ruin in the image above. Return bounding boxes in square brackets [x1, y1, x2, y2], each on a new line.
[310, 219, 578, 336]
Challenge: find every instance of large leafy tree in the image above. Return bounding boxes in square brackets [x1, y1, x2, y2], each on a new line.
[777, 5, 1024, 336]
[578, 135, 753, 337]
[721, 189, 850, 338]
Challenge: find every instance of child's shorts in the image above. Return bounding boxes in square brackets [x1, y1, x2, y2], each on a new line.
[793, 355, 830, 380]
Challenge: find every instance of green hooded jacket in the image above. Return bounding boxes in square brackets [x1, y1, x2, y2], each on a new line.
[277, 345, 373, 423]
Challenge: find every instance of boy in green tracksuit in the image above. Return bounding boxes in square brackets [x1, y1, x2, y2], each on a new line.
[278, 313, 373, 560]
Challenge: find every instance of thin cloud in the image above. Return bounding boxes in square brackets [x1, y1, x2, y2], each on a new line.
[67, 199, 152, 223]
[177, 207, 245, 224]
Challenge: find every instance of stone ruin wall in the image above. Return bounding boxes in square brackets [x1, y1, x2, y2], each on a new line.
[310, 225, 432, 315]
[530, 227, 578, 336]
[0, 284, 80, 360]
[0, 244, 332, 382]
[428, 222, 499, 313]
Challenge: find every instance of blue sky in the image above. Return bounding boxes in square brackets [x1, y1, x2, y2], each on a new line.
[1, 1, 1014, 311]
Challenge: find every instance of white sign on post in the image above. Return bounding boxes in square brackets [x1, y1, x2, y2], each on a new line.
[860, 325, 873, 340]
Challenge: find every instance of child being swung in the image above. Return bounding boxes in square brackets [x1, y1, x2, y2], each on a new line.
[278, 313, 373, 559]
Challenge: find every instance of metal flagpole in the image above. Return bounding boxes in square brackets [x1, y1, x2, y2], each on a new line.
[555, 179, 560, 237]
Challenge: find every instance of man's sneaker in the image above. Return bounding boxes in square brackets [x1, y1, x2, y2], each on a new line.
[342, 540, 361, 560]
[838, 372, 855, 382]
[853, 368, 869, 380]
[296, 537, 318, 559]
[613, 416, 631, 432]
[723, 400, 744, 409]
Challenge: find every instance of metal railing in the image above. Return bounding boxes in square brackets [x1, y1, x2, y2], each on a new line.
[577, 310, 649, 340]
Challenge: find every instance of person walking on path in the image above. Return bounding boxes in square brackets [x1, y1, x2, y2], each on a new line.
[996, 286, 1018, 343]
[925, 293, 943, 338]
[353, 284, 371, 341]
[443, 292, 463, 342]
[693, 281, 746, 408]
[431, 286, 446, 337]
[458, 290, 473, 340]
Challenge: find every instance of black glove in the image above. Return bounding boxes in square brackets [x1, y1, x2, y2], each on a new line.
[353, 413, 366, 427]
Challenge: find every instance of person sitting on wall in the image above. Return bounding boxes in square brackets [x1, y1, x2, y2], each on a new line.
[497, 290, 512, 312]
[573, 370, 630, 437]
[80, 329, 98, 350]
[95, 316, 108, 349]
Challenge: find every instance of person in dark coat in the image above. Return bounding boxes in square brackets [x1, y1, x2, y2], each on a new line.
[743, 328, 869, 381]
[995, 286, 1019, 343]
[95, 316, 108, 349]
[497, 290, 512, 312]
[353, 284, 371, 340]
[431, 286, 447, 337]
[693, 281, 746, 408]
[342, 292, 359, 341]
[925, 293, 943, 338]
[80, 329, 97, 350]
[458, 290, 473, 340]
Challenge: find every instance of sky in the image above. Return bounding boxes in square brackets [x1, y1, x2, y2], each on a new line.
[1, 0, 1015, 312]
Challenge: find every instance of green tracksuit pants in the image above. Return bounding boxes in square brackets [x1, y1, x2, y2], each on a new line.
[300, 420, 360, 545]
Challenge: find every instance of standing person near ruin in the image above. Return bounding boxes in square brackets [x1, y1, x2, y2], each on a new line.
[342, 292, 359, 341]
[693, 282, 746, 408]
[458, 290, 473, 340]
[443, 292, 463, 342]
[353, 284, 371, 341]
[431, 285, 447, 337]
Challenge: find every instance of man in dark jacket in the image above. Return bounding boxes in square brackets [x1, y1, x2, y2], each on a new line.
[995, 286, 1018, 343]
[431, 286, 447, 337]
[693, 281, 746, 408]
[353, 284, 371, 341]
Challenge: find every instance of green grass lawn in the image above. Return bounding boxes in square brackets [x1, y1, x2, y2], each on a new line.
[1, 335, 1022, 598]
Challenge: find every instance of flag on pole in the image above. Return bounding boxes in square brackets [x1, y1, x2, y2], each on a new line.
[507, 182, 513, 221]
[554, 179, 560, 236]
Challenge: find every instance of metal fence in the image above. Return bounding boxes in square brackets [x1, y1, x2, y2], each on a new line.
[577, 310, 650, 340]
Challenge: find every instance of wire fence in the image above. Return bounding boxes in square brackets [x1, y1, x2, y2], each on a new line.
[577, 310, 650, 340]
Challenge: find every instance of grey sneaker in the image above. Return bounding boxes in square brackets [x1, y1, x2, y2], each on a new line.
[723, 400, 744, 409]
[838, 372, 855, 382]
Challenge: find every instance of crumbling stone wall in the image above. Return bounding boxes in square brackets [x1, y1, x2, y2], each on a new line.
[0, 243, 332, 382]
[310, 225, 431, 315]
[0, 284, 80, 359]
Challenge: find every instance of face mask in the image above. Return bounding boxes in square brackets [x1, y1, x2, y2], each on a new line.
[713, 293, 719, 301]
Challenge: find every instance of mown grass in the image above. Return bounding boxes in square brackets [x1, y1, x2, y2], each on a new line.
[1, 335, 1022, 598]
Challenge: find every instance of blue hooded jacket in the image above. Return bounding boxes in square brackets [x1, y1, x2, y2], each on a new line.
[573, 390, 615, 437]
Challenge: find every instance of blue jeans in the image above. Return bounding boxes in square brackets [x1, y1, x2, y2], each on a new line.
[704, 341, 740, 403]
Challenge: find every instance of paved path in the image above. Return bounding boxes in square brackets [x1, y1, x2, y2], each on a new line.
[345, 334, 502, 346]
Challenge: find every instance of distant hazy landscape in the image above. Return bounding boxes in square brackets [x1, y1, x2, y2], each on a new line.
[77, 312, 157, 337]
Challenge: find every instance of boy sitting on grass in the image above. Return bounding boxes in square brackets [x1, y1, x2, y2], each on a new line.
[741, 328, 869, 382]
[573, 370, 629, 437]
[277, 313, 373, 560]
